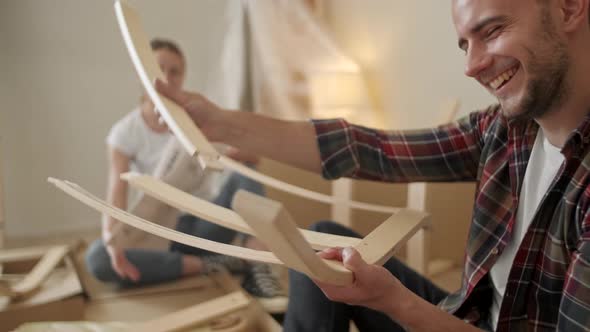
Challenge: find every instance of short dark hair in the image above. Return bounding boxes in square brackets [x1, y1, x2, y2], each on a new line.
[150, 38, 184, 60]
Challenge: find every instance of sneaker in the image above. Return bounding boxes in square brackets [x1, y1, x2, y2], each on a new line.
[241, 263, 288, 313]
[201, 254, 248, 275]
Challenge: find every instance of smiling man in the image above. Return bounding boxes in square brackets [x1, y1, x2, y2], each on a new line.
[155, 0, 590, 330]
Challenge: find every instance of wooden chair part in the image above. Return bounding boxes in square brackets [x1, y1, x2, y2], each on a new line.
[113, 0, 399, 215]
[126, 268, 282, 332]
[121, 172, 361, 250]
[114, 0, 222, 170]
[49, 177, 429, 285]
[129, 291, 251, 332]
[232, 190, 430, 285]
[48, 177, 282, 265]
[0, 245, 69, 299]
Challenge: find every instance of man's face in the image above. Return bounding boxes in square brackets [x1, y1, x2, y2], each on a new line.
[155, 48, 185, 90]
[452, 0, 570, 120]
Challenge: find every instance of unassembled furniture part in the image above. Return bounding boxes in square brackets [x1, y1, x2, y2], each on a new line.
[48, 177, 429, 285]
[127, 269, 281, 332]
[233, 190, 429, 285]
[0, 245, 71, 300]
[121, 172, 361, 250]
[113, 0, 398, 215]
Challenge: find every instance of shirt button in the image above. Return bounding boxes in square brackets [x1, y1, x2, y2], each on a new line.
[491, 248, 499, 255]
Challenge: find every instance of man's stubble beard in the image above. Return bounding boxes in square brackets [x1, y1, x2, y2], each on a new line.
[503, 7, 571, 121]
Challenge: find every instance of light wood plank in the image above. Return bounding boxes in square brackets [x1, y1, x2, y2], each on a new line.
[50, 177, 428, 285]
[0, 245, 69, 299]
[122, 172, 362, 250]
[129, 291, 251, 332]
[48, 177, 282, 265]
[114, 0, 222, 170]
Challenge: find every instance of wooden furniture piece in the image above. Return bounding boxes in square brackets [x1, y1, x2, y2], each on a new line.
[0, 245, 72, 300]
[128, 269, 281, 332]
[121, 172, 362, 250]
[113, 0, 397, 216]
[233, 190, 429, 285]
[48, 177, 429, 285]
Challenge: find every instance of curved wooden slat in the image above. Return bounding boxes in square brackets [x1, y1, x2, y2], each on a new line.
[49, 177, 428, 285]
[48, 177, 281, 265]
[114, 1, 222, 170]
[113, 0, 399, 215]
[121, 172, 362, 250]
[220, 157, 400, 214]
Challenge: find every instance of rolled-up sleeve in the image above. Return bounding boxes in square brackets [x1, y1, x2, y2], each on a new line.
[312, 106, 500, 183]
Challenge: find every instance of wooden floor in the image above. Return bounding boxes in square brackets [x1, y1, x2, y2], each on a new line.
[4, 229, 463, 332]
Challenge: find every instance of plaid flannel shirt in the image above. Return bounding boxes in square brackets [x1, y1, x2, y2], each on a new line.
[313, 104, 590, 331]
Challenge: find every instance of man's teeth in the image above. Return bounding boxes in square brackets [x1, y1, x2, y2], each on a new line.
[489, 67, 517, 90]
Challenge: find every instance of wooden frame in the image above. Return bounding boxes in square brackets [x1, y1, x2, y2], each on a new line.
[113, 0, 398, 215]
[233, 190, 429, 285]
[121, 172, 361, 250]
[0, 245, 70, 300]
[48, 177, 429, 285]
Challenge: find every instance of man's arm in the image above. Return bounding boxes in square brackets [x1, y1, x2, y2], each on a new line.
[315, 247, 482, 332]
[155, 79, 322, 173]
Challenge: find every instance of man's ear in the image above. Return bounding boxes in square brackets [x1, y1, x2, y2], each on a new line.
[559, 0, 589, 32]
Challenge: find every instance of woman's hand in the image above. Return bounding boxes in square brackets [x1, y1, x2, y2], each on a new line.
[106, 245, 141, 282]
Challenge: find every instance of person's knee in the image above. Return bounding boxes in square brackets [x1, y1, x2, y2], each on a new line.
[288, 268, 317, 291]
[84, 241, 118, 282]
[309, 220, 360, 238]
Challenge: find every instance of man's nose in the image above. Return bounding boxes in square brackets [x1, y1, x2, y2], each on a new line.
[464, 46, 492, 78]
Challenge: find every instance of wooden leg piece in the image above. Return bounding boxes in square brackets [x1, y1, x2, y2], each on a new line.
[0, 245, 70, 300]
[232, 190, 430, 285]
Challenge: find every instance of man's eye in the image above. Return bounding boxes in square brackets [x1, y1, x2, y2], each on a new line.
[486, 26, 501, 39]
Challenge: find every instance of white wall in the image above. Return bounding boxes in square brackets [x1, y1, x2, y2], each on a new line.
[324, 1, 495, 129]
[0, 0, 229, 237]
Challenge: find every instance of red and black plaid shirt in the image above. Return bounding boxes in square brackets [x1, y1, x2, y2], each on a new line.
[313, 104, 590, 331]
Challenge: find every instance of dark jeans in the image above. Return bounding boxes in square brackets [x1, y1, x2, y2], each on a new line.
[85, 172, 264, 286]
[283, 221, 449, 332]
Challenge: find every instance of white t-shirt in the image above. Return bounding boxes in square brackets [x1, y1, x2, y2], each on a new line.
[107, 108, 172, 174]
[106, 108, 230, 201]
[488, 128, 565, 329]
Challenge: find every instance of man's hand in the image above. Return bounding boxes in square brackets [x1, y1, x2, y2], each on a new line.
[106, 246, 141, 282]
[314, 247, 408, 315]
[155, 79, 226, 142]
